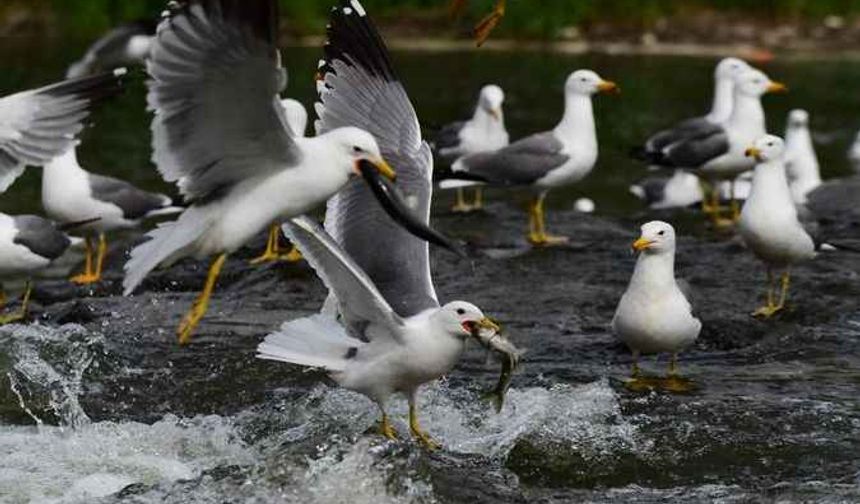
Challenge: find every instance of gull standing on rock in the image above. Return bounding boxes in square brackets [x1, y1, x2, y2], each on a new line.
[43, 146, 181, 285]
[612, 221, 701, 392]
[123, 0, 431, 345]
[440, 69, 618, 246]
[260, 0, 509, 449]
[637, 69, 786, 225]
[783, 109, 822, 205]
[433, 84, 509, 212]
[740, 135, 815, 318]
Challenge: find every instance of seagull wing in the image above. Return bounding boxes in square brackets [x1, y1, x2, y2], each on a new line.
[659, 125, 729, 169]
[453, 131, 569, 185]
[643, 116, 712, 153]
[316, 0, 439, 317]
[147, 0, 300, 203]
[283, 216, 404, 341]
[0, 70, 125, 192]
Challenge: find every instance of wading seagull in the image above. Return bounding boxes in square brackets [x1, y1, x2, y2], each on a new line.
[433, 84, 509, 212]
[0, 214, 79, 323]
[440, 69, 618, 246]
[612, 221, 701, 392]
[66, 19, 157, 78]
[740, 135, 815, 318]
[783, 109, 822, 205]
[122, 0, 423, 345]
[251, 98, 309, 264]
[42, 146, 181, 285]
[0, 69, 127, 192]
[637, 69, 787, 225]
[259, 0, 503, 449]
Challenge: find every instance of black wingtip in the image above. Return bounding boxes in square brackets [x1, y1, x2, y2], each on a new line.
[321, 0, 398, 84]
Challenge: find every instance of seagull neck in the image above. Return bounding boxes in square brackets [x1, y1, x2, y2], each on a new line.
[554, 93, 595, 146]
[631, 251, 676, 290]
[728, 92, 764, 130]
[706, 78, 734, 123]
[751, 160, 796, 211]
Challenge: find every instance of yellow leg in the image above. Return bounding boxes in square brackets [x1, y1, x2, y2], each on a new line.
[70, 237, 94, 284]
[709, 185, 735, 228]
[753, 268, 784, 318]
[93, 233, 107, 281]
[379, 411, 399, 440]
[624, 350, 659, 391]
[409, 400, 441, 450]
[249, 224, 281, 265]
[472, 187, 484, 210]
[177, 253, 227, 345]
[281, 246, 303, 262]
[474, 0, 506, 47]
[451, 188, 473, 213]
[661, 353, 694, 392]
[0, 282, 32, 325]
[528, 194, 568, 246]
[699, 180, 717, 215]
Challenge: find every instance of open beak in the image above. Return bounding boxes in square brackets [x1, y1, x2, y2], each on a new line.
[357, 160, 464, 256]
[745, 147, 762, 161]
[632, 237, 653, 252]
[597, 80, 620, 94]
[766, 81, 788, 94]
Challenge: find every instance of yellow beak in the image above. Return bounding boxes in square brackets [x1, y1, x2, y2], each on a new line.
[597, 80, 620, 94]
[632, 237, 653, 252]
[489, 107, 501, 121]
[477, 317, 502, 333]
[766, 81, 788, 94]
[745, 147, 762, 159]
[371, 157, 397, 181]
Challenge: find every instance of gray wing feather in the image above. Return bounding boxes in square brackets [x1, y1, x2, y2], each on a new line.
[433, 120, 466, 162]
[317, 1, 439, 317]
[283, 217, 404, 341]
[13, 215, 71, 260]
[88, 173, 170, 220]
[661, 127, 730, 168]
[456, 131, 568, 185]
[0, 70, 125, 192]
[66, 19, 156, 78]
[147, 0, 299, 203]
[644, 116, 713, 152]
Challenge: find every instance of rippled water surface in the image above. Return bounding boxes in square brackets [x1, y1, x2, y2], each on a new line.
[1, 39, 859, 503]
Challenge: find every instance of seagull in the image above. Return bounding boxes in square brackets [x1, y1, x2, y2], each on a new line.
[124, 0, 447, 345]
[259, 0, 505, 450]
[42, 146, 181, 285]
[433, 84, 508, 212]
[629, 169, 703, 210]
[637, 68, 787, 225]
[0, 69, 127, 193]
[783, 109, 822, 205]
[439, 69, 618, 246]
[250, 98, 309, 265]
[0, 214, 79, 323]
[449, 0, 507, 47]
[739, 135, 815, 318]
[612, 221, 701, 392]
[66, 19, 157, 78]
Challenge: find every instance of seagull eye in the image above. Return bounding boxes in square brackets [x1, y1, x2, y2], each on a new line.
[352, 146, 364, 153]
[456, 308, 465, 315]
[658, 230, 666, 236]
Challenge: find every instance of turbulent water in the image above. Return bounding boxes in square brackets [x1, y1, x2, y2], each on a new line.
[1, 41, 860, 503]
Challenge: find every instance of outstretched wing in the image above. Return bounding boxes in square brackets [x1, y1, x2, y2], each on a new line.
[0, 69, 125, 192]
[283, 216, 404, 341]
[147, 0, 300, 203]
[316, 0, 439, 317]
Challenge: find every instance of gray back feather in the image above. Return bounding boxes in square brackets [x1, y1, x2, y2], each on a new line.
[13, 215, 71, 260]
[644, 116, 712, 153]
[88, 173, 168, 220]
[663, 127, 730, 168]
[458, 131, 568, 185]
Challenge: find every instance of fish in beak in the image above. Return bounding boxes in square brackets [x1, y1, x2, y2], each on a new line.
[766, 81, 788, 94]
[632, 237, 653, 252]
[597, 80, 620, 94]
[357, 159, 464, 256]
[745, 147, 763, 161]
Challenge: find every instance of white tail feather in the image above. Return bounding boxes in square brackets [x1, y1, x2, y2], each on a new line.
[256, 314, 362, 373]
[439, 179, 481, 190]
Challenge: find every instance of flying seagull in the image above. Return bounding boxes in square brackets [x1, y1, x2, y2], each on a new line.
[42, 146, 181, 285]
[440, 69, 618, 246]
[123, 0, 448, 345]
[0, 69, 127, 193]
[433, 84, 509, 212]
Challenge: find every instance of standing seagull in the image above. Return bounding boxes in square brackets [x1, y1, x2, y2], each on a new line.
[124, 0, 443, 345]
[739, 135, 815, 318]
[0, 214, 78, 323]
[639, 69, 787, 225]
[440, 70, 618, 246]
[0, 69, 127, 192]
[434, 84, 509, 212]
[258, 1, 508, 449]
[66, 19, 157, 78]
[612, 221, 701, 392]
[783, 109, 822, 205]
[42, 146, 180, 285]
